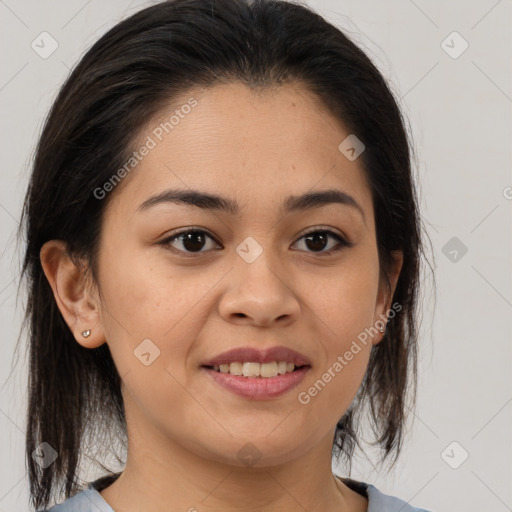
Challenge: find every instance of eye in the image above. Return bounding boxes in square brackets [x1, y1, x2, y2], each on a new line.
[159, 227, 353, 256]
[292, 228, 353, 256]
[159, 228, 220, 255]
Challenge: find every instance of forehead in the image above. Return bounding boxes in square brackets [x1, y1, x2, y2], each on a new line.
[107, 81, 374, 225]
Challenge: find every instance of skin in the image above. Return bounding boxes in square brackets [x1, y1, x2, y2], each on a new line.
[41, 81, 402, 512]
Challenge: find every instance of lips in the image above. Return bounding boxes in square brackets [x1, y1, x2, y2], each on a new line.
[201, 345, 311, 399]
[205, 366, 310, 399]
[201, 346, 311, 367]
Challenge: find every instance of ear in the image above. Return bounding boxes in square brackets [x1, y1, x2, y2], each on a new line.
[372, 250, 403, 346]
[40, 240, 105, 349]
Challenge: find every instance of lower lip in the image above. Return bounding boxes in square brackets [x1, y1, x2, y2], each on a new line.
[203, 367, 310, 400]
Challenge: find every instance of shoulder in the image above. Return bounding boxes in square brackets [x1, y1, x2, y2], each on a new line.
[340, 477, 433, 512]
[40, 476, 432, 512]
[366, 483, 432, 511]
[36, 488, 114, 512]
[37, 474, 119, 512]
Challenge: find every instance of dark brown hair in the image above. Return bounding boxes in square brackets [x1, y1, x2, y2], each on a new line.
[19, 0, 432, 508]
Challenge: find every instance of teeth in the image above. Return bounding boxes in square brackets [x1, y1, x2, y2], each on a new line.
[242, 362, 260, 377]
[229, 362, 243, 375]
[260, 361, 278, 378]
[212, 361, 298, 377]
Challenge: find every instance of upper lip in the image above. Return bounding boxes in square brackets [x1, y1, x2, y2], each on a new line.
[202, 345, 311, 367]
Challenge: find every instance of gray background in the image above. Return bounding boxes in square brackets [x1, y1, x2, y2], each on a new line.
[1, 0, 511, 510]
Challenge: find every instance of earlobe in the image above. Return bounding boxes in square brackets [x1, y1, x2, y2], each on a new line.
[40, 240, 105, 349]
[372, 250, 404, 345]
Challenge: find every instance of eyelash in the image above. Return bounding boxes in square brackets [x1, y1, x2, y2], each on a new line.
[159, 227, 354, 257]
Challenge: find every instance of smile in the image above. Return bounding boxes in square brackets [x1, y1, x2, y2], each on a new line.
[208, 361, 300, 378]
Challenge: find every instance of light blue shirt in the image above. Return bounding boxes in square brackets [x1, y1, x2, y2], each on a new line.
[39, 477, 432, 511]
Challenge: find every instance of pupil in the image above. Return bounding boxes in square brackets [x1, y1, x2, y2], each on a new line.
[183, 232, 205, 252]
[305, 232, 327, 251]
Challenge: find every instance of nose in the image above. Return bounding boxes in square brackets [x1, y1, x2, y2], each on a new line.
[218, 252, 301, 328]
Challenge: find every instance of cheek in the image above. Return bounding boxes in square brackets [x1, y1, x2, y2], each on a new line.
[96, 243, 223, 378]
[295, 280, 375, 432]
[304, 249, 380, 338]
[295, 252, 378, 411]
[96, 257, 216, 439]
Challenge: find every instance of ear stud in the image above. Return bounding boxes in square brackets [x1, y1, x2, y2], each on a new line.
[81, 329, 91, 338]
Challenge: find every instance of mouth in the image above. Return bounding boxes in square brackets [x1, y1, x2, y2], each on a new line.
[201, 346, 311, 399]
[203, 361, 308, 378]
[203, 363, 311, 400]
[201, 345, 311, 368]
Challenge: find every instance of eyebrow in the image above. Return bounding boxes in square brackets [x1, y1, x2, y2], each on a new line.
[138, 188, 366, 224]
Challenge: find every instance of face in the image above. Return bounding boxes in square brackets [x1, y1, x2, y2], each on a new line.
[63, 82, 401, 468]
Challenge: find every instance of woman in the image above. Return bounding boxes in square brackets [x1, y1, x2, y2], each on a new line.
[21, 0, 432, 510]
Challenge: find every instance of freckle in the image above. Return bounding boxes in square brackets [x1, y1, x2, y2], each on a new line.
[292, 164, 296, 170]
[291, 102, 295, 107]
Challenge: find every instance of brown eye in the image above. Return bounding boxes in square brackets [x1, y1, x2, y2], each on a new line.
[160, 229, 220, 254]
[160, 227, 353, 257]
[293, 229, 353, 255]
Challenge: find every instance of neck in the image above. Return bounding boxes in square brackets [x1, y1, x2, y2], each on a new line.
[99, 398, 365, 512]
